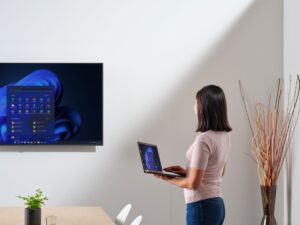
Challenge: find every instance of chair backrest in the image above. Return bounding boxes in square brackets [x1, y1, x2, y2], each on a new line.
[130, 215, 143, 225]
[115, 204, 132, 225]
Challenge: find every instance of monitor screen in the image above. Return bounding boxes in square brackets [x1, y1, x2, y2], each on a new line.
[0, 63, 103, 145]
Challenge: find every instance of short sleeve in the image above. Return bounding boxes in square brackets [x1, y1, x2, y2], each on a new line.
[190, 134, 212, 170]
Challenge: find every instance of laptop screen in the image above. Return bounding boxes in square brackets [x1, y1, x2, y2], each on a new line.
[138, 142, 162, 172]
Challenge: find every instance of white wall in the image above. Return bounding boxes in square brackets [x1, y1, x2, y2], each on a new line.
[284, 0, 300, 224]
[0, 1, 283, 225]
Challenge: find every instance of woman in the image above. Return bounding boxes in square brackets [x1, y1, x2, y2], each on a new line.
[154, 85, 232, 225]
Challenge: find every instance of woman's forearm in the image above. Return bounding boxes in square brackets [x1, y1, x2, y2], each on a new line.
[155, 168, 204, 190]
[167, 177, 197, 190]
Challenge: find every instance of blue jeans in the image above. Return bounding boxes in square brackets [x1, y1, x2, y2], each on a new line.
[186, 197, 225, 225]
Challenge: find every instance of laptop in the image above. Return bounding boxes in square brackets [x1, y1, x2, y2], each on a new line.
[137, 141, 185, 178]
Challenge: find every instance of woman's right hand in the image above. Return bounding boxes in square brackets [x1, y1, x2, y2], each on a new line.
[164, 165, 186, 176]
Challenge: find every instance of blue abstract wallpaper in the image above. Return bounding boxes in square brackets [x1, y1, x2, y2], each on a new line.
[139, 143, 162, 172]
[0, 63, 103, 145]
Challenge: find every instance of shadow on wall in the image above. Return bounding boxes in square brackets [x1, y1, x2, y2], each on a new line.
[103, 0, 283, 225]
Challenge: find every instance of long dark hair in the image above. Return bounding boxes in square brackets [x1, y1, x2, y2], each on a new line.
[195, 85, 232, 132]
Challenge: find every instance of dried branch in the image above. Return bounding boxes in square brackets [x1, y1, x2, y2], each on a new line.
[239, 80, 257, 148]
[239, 76, 300, 186]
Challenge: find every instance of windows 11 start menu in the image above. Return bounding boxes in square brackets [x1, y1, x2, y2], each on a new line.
[7, 86, 55, 144]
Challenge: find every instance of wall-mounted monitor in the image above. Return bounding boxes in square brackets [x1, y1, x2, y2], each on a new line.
[0, 63, 103, 145]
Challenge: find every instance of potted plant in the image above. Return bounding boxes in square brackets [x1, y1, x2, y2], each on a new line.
[239, 76, 300, 225]
[17, 189, 48, 225]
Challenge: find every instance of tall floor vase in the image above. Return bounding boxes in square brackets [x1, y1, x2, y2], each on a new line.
[261, 185, 277, 225]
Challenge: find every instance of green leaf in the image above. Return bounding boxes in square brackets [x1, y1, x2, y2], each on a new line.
[16, 189, 48, 210]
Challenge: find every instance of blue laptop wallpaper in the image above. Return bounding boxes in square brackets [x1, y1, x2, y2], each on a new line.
[0, 63, 103, 145]
[139, 143, 162, 172]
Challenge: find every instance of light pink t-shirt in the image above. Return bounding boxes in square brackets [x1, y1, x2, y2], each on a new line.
[184, 130, 231, 204]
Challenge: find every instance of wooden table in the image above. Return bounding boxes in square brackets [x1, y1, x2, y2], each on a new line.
[0, 207, 116, 225]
